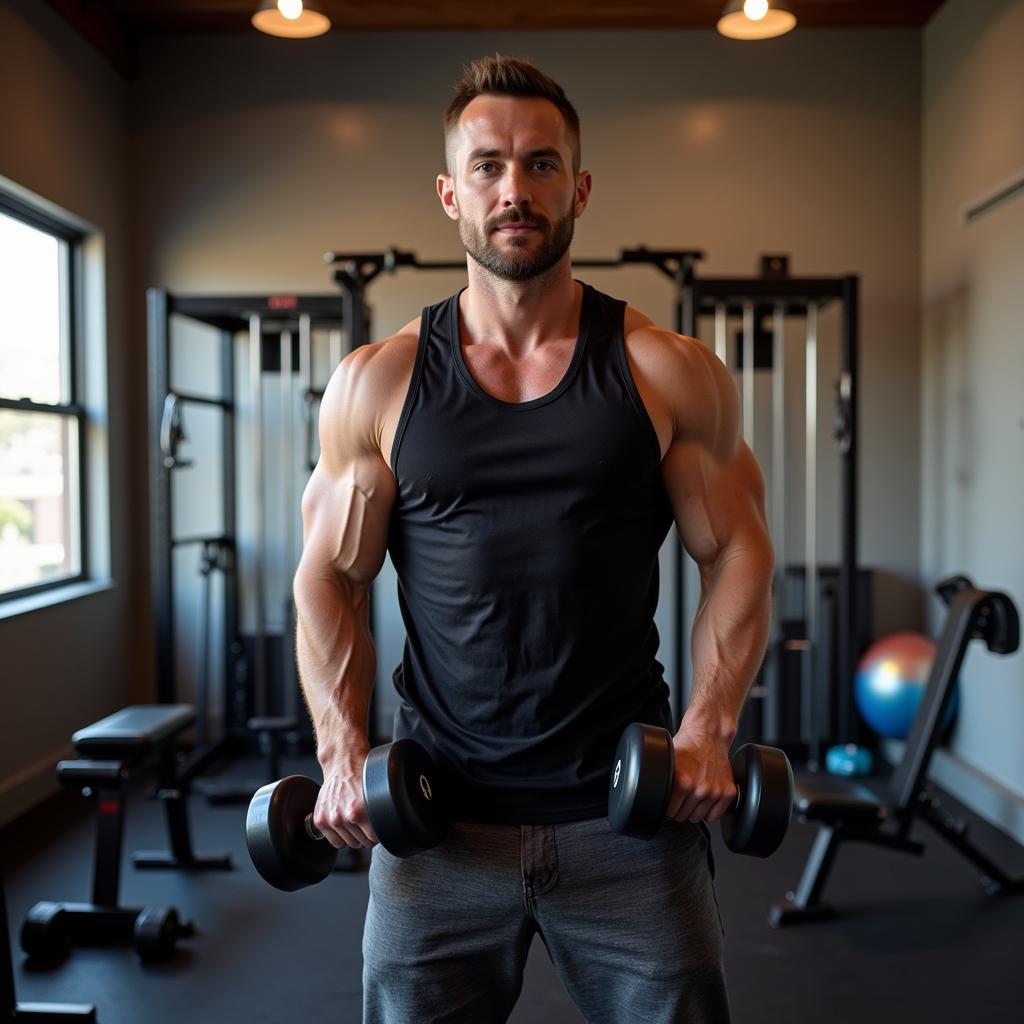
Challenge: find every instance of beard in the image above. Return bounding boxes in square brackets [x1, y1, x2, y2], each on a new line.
[459, 203, 575, 281]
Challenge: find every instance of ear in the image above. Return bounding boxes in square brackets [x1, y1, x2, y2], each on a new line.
[573, 170, 593, 219]
[437, 173, 459, 221]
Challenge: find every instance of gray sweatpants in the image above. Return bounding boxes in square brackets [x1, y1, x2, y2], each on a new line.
[362, 815, 730, 1023]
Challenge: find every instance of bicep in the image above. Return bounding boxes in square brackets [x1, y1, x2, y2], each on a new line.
[661, 438, 769, 574]
[660, 343, 771, 574]
[297, 350, 397, 590]
[299, 458, 395, 589]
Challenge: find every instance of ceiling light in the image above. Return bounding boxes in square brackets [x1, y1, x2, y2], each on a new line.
[252, 0, 331, 39]
[717, 0, 796, 41]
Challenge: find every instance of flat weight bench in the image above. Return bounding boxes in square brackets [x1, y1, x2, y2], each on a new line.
[769, 577, 1022, 926]
[21, 705, 232, 963]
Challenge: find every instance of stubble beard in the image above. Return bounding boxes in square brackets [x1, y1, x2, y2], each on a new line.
[459, 204, 576, 281]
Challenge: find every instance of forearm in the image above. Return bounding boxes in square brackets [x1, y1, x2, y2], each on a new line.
[684, 539, 774, 742]
[293, 569, 376, 768]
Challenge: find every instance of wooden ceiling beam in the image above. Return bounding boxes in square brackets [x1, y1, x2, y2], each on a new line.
[107, 1, 948, 33]
[44, 1, 947, 80]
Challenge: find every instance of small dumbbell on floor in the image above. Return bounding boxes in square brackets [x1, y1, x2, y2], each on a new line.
[246, 739, 448, 892]
[607, 723, 795, 857]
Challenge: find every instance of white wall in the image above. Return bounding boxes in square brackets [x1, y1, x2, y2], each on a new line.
[921, 0, 1024, 838]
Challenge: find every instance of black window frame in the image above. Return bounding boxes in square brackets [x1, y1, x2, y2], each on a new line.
[0, 192, 89, 602]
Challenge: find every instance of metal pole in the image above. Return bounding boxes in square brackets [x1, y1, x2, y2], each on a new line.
[769, 302, 787, 742]
[196, 542, 212, 748]
[839, 276, 860, 741]
[803, 302, 819, 765]
[249, 314, 267, 718]
[714, 303, 727, 366]
[286, 316, 312, 724]
[298, 313, 313, 502]
[221, 327, 242, 739]
[280, 328, 293, 721]
[147, 289, 175, 705]
[676, 264, 696, 725]
[742, 301, 755, 450]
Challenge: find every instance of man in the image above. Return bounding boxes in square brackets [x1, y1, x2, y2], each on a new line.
[294, 55, 774, 1024]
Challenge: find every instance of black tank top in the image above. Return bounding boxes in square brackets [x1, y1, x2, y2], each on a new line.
[387, 280, 675, 823]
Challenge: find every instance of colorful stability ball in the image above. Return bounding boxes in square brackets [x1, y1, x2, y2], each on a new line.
[854, 631, 959, 740]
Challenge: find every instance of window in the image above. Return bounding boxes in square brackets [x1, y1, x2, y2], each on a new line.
[0, 196, 86, 600]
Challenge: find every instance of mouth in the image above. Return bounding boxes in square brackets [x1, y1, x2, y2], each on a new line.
[496, 223, 539, 234]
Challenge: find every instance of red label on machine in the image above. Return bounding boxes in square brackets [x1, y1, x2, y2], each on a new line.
[268, 295, 299, 309]
[99, 800, 120, 815]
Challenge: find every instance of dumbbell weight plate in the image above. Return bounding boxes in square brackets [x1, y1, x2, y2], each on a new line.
[133, 906, 181, 963]
[246, 775, 337, 891]
[607, 723, 675, 840]
[20, 902, 70, 960]
[362, 739, 447, 858]
[720, 744, 794, 858]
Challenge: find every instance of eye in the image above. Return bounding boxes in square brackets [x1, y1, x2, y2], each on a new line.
[475, 162, 496, 173]
[533, 161, 556, 171]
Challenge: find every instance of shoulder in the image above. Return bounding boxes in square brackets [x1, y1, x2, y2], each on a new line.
[622, 307, 738, 453]
[318, 318, 421, 454]
[339, 317, 420, 386]
[623, 305, 719, 381]
[325, 319, 419, 403]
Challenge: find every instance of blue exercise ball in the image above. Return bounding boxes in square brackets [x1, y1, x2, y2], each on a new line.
[855, 631, 959, 740]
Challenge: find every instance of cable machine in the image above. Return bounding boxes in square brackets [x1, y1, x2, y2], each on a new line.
[322, 247, 864, 761]
[148, 248, 864, 785]
[148, 291, 349, 787]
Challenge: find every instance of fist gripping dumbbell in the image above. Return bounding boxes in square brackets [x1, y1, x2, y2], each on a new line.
[607, 723, 794, 857]
[246, 739, 447, 891]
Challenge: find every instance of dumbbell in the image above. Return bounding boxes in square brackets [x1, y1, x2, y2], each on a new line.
[607, 723, 794, 857]
[246, 738, 447, 891]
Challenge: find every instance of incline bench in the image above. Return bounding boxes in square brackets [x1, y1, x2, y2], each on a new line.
[21, 705, 232, 963]
[770, 576, 1022, 926]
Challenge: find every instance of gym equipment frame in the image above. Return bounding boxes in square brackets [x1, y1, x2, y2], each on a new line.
[769, 576, 1022, 926]
[322, 247, 861, 754]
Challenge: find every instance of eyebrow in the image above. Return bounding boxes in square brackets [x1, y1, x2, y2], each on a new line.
[466, 147, 563, 163]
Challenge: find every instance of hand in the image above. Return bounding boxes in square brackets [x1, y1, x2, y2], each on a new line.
[666, 724, 737, 825]
[312, 742, 379, 850]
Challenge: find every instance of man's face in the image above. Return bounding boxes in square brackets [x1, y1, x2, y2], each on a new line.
[438, 95, 591, 281]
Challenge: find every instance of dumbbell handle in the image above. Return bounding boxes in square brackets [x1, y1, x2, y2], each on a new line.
[670, 784, 741, 813]
[304, 814, 324, 841]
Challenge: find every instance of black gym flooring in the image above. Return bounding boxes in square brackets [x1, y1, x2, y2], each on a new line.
[4, 756, 1023, 1023]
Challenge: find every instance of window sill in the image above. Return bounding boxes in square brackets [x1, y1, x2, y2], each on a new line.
[0, 579, 116, 621]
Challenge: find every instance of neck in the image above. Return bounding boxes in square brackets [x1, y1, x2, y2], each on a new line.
[460, 256, 579, 356]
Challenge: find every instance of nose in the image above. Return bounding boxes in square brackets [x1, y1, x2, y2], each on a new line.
[500, 164, 532, 209]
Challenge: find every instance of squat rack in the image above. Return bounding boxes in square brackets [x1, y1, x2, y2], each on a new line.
[148, 291, 348, 774]
[686, 269, 860, 758]
[147, 250, 861, 770]
[322, 247, 862, 757]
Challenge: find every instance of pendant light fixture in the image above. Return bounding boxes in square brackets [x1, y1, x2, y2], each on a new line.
[717, 0, 797, 40]
[252, 0, 331, 39]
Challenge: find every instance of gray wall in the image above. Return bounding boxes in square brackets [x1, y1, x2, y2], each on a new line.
[920, 0, 1024, 839]
[127, 23, 924, 730]
[130, 27, 924, 604]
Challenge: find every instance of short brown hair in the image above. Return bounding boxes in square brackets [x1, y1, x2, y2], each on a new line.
[443, 55, 581, 175]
